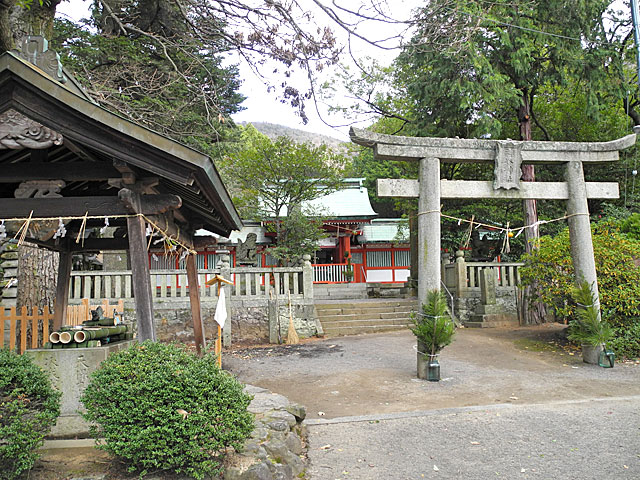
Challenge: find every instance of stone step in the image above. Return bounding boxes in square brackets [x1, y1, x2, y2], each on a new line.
[318, 311, 413, 323]
[322, 318, 412, 328]
[323, 324, 410, 336]
[316, 306, 416, 317]
[318, 307, 413, 318]
[315, 300, 417, 312]
[315, 298, 417, 337]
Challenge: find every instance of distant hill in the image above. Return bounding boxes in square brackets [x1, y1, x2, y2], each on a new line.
[240, 121, 349, 152]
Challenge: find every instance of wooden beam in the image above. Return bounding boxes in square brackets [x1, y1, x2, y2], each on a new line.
[118, 188, 182, 215]
[53, 249, 72, 330]
[127, 214, 156, 341]
[377, 179, 620, 200]
[186, 254, 205, 355]
[63, 138, 102, 163]
[0, 163, 120, 182]
[113, 159, 137, 185]
[0, 195, 182, 218]
[193, 236, 217, 249]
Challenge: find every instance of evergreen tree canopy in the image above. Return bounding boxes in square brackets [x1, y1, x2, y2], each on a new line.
[395, 0, 630, 140]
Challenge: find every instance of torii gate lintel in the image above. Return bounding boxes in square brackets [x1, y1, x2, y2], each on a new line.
[349, 127, 637, 311]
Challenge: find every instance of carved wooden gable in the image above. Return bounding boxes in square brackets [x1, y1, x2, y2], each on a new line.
[0, 109, 63, 150]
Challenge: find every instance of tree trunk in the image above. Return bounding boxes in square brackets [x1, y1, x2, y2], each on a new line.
[16, 243, 59, 347]
[0, 0, 61, 54]
[518, 92, 547, 324]
[17, 243, 58, 311]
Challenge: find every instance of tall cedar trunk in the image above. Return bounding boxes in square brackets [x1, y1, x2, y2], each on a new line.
[16, 243, 59, 347]
[0, 0, 61, 53]
[17, 243, 58, 311]
[519, 93, 547, 324]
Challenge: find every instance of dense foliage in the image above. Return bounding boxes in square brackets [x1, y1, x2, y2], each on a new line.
[81, 342, 254, 479]
[520, 222, 640, 356]
[396, 0, 626, 138]
[0, 349, 60, 480]
[609, 319, 640, 359]
[51, 13, 244, 150]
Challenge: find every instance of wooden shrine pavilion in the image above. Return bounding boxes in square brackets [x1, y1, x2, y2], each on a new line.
[0, 37, 242, 348]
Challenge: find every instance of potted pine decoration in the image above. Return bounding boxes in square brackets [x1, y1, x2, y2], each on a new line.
[568, 281, 614, 366]
[411, 290, 456, 381]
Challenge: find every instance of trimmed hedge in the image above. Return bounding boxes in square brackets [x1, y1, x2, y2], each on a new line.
[81, 341, 254, 479]
[0, 349, 60, 480]
[520, 221, 640, 357]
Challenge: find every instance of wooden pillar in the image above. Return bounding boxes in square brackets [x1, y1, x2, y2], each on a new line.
[127, 215, 156, 341]
[565, 160, 600, 313]
[53, 249, 72, 330]
[418, 157, 441, 306]
[186, 253, 205, 355]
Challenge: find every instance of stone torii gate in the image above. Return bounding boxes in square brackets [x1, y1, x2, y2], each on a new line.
[350, 128, 637, 311]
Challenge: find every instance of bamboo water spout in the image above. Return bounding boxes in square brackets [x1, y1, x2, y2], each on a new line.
[74, 326, 126, 343]
[59, 331, 72, 344]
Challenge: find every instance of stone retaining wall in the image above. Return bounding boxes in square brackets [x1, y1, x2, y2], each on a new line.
[121, 299, 323, 346]
[224, 385, 308, 480]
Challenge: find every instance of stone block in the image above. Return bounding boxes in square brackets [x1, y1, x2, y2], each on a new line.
[474, 304, 503, 315]
[285, 403, 306, 422]
[479, 269, 497, 305]
[1, 251, 18, 260]
[2, 287, 17, 298]
[264, 410, 297, 430]
[248, 392, 290, 414]
[284, 432, 303, 455]
[26, 340, 135, 438]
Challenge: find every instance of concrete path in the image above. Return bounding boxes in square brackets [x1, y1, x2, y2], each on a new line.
[306, 396, 640, 480]
[226, 327, 640, 419]
[225, 326, 640, 479]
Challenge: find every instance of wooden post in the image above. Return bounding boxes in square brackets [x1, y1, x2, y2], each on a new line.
[216, 283, 222, 368]
[53, 249, 72, 330]
[205, 273, 233, 367]
[186, 253, 205, 355]
[127, 215, 156, 341]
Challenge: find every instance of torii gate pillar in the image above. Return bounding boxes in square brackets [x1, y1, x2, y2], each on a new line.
[418, 157, 441, 305]
[565, 161, 599, 299]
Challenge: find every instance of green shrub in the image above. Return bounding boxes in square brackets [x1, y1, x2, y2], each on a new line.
[609, 319, 640, 359]
[0, 349, 61, 480]
[620, 213, 640, 240]
[520, 221, 640, 326]
[81, 341, 254, 479]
